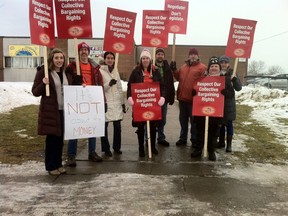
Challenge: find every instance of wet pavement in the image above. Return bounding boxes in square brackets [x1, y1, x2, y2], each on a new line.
[1, 103, 288, 215]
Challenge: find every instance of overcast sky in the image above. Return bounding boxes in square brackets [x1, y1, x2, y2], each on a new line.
[0, 0, 287, 73]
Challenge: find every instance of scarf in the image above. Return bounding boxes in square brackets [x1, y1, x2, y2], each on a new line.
[50, 70, 69, 110]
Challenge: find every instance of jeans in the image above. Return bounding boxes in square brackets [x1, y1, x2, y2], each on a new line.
[101, 120, 121, 152]
[67, 137, 96, 156]
[220, 120, 234, 136]
[179, 100, 196, 142]
[157, 103, 167, 142]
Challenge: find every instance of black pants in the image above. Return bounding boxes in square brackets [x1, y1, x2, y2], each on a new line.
[136, 121, 157, 151]
[45, 111, 64, 171]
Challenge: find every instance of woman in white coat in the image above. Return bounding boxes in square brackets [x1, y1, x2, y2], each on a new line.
[100, 51, 126, 156]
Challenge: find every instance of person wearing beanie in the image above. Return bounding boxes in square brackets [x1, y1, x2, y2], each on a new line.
[172, 47, 207, 148]
[127, 48, 165, 157]
[99, 51, 126, 157]
[217, 55, 242, 152]
[191, 56, 235, 161]
[65, 42, 105, 167]
[152, 47, 175, 147]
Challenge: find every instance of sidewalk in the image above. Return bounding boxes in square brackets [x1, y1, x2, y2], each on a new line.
[1, 103, 288, 215]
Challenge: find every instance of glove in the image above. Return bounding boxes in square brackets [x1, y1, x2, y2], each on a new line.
[73, 75, 83, 85]
[128, 97, 134, 106]
[170, 61, 177, 71]
[221, 89, 227, 96]
[122, 104, 126, 113]
[109, 79, 117, 86]
[231, 76, 237, 82]
[192, 89, 197, 96]
[105, 103, 107, 113]
[158, 97, 165, 106]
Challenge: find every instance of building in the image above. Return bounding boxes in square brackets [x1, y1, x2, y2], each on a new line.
[0, 36, 248, 82]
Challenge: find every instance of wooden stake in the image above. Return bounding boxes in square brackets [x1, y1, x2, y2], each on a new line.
[74, 38, 80, 75]
[172, 33, 176, 61]
[43, 46, 50, 96]
[202, 116, 209, 159]
[147, 120, 152, 159]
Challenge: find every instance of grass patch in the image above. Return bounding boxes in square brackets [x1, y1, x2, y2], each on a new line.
[0, 105, 45, 164]
[234, 105, 288, 164]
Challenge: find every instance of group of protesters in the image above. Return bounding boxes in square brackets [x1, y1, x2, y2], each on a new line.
[32, 43, 242, 175]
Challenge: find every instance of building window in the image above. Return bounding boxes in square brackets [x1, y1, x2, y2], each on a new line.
[4, 57, 43, 68]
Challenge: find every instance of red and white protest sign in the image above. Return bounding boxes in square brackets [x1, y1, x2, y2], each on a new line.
[142, 10, 169, 48]
[192, 76, 225, 117]
[164, 0, 189, 34]
[54, 0, 92, 38]
[103, 8, 136, 54]
[131, 82, 162, 122]
[225, 18, 257, 58]
[29, 0, 55, 47]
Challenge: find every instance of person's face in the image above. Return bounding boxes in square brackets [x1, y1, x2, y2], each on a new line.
[105, 54, 115, 66]
[141, 56, 150, 69]
[209, 64, 221, 76]
[220, 61, 229, 71]
[53, 53, 64, 71]
[188, 53, 199, 62]
[79, 48, 89, 62]
[155, 52, 165, 63]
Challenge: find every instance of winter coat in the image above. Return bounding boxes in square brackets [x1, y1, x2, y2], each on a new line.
[32, 66, 73, 136]
[174, 60, 207, 103]
[222, 68, 242, 121]
[127, 65, 164, 127]
[155, 60, 175, 105]
[100, 65, 124, 122]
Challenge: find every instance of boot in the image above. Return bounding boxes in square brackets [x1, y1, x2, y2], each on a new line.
[216, 131, 225, 148]
[226, 135, 233, 152]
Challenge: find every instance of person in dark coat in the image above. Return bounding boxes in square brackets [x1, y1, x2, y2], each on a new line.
[127, 49, 165, 157]
[154, 48, 175, 146]
[217, 55, 242, 152]
[191, 56, 235, 161]
[32, 48, 72, 175]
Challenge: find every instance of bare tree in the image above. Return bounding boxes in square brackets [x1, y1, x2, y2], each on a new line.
[267, 65, 285, 75]
[248, 60, 266, 75]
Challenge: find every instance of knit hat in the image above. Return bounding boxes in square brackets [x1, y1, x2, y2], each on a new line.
[78, 42, 90, 52]
[219, 55, 230, 63]
[208, 56, 221, 71]
[140, 48, 152, 60]
[188, 48, 199, 56]
[156, 48, 165, 55]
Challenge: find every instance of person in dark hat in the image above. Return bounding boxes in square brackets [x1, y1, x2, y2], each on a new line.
[217, 55, 242, 152]
[170, 48, 207, 148]
[153, 48, 175, 147]
[65, 42, 104, 167]
[191, 56, 235, 161]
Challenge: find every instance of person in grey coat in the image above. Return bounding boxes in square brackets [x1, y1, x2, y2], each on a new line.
[217, 55, 242, 152]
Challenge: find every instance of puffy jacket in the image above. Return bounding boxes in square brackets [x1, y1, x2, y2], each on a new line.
[100, 65, 124, 122]
[174, 60, 207, 102]
[32, 66, 73, 136]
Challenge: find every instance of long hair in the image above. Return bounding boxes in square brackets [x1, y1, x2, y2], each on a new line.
[48, 48, 66, 72]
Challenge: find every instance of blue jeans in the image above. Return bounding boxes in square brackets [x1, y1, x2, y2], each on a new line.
[67, 137, 96, 156]
[157, 103, 167, 142]
[101, 120, 121, 152]
[179, 100, 196, 143]
[220, 120, 234, 136]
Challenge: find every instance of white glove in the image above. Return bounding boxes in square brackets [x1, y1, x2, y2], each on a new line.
[158, 97, 165, 106]
[128, 97, 134, 106]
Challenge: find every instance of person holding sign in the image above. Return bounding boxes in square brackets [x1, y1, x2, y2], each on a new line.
[154, 48, 175, 146]
[171, 48, 207, 147]
[100, 51, 126, 156]
[66, 42, 104, 167]
[32, 48, 72, 175]
[191, 57, 235, 161]
[217, 56, 242, 152]
[127, 49, 165, 157]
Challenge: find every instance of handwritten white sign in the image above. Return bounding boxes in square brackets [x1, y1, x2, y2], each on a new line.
[63, 86, 105, 140]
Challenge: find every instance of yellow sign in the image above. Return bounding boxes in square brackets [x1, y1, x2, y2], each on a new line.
[9, 45, 40, 57]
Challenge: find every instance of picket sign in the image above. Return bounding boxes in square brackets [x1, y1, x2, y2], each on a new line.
[43, 46, 50, 96]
